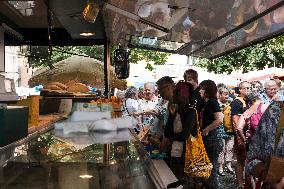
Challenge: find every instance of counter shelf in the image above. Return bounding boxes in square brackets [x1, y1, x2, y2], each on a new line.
[0, 126, 170, 189]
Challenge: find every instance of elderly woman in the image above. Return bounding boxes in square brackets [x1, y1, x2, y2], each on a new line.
[122, 87, 142, 132]
[217, 86, 235, 176]
[199, 80, 224, 189]
[123, 86, 140, 116]
[237, 91, 268, 148]
[245, 101, 284, 189]
[236, 91, 268, 188]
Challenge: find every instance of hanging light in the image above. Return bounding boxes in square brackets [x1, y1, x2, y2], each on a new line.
[82, 0, 100, 23]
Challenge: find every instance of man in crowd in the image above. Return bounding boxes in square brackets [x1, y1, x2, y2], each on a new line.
[140, 82, 158, 112]
[156, 76, 176, 133]
[136, 82, 165, 139]
[231, 81, 251, 189]
[183, 69, 203, 112]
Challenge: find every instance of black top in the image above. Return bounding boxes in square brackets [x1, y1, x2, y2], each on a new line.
[191, 86, 204, 113]
[201, 98, 221, 130]
[165, 106, 198, 141]
[231, 98, 247, 116]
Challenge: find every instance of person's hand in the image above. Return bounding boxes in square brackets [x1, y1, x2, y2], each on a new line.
[169, 104, 177, 115]
[236, 129, 246, 146]
[131, 112, 138, 118]
[202, 127, 210, 136]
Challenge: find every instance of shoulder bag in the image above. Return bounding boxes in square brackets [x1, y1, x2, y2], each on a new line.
[184, 107, 213, 178]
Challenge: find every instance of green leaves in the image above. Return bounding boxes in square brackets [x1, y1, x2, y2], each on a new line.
[26, 46, 170, 71]
[128, 48, 170, 70]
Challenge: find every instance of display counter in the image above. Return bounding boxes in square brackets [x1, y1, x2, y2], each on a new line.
[0, 126, 177, 189]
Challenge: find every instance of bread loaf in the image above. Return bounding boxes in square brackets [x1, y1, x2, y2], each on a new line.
[48, 82, 68, 90]
[65, 80, 79, 87]
[45, 84, 62, 90]
[67, 83, 89, 93]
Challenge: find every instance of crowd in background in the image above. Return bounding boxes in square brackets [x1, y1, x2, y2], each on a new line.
[118, 70, 284, 189]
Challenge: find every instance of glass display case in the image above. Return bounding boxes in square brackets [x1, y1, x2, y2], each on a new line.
[0, 128, 164, 189]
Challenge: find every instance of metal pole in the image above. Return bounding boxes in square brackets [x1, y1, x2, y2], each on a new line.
[103, 41, 111, 98]
[103, 144, 110, 165]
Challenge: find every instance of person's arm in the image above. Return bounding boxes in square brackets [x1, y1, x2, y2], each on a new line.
[132, 109, 158, 117]
[202, 112, 223, 136]
[231, 99, 243, 132]
[236, 113, 246, 131]
[164, 113, 175, 139]
[236, 111, 249, 143]
[202, 99, 223, 136]
[232, 114, 241, 132]
[261, 103, 269, 113]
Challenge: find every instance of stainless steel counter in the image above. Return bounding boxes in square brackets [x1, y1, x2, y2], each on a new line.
[0, 128, 166, 189]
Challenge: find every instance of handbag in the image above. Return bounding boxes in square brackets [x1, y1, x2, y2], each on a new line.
[184, 108, 213, 179]
[173, 113, 183, 133]
[170, 112, 184, 157]
[263, 102, 284, 184]
[263, 156, 284, 184]
[171, 141, 184, 157]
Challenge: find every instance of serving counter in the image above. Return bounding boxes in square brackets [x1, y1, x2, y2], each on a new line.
[0, 126, 178, 189]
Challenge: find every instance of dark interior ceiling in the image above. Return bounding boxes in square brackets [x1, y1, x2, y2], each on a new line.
[0, 0, 283, 58]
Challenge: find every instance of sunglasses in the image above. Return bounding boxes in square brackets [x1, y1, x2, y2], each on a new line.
[241, 87, 251, 90]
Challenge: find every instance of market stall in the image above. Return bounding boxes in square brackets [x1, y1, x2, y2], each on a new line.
[0, 0, 283, 188]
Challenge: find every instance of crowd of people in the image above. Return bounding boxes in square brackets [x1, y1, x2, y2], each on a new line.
[119, 70, 284, 189]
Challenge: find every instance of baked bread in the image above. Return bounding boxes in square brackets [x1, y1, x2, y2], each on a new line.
[48, 82, 68, 90]
[66, 82, 89, 93]
[44, 84, 62, 90]
[65, 80, 79, 87]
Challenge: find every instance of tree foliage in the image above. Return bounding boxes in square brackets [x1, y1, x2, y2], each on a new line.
[195, 35, 284, 74]
[26, 45, 170, 71]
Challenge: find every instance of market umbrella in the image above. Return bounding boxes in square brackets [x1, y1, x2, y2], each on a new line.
[231, 67, 284, 82]
[29, 55, 127, 89]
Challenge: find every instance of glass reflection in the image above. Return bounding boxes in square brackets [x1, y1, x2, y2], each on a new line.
[8, 1, 35, 16]
[106, 0, 283, 57]
[0, 130, 155, 188]
[193, 4, 284, 58]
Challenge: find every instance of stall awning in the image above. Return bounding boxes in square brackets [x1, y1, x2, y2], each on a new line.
[0, 0, 283, 58]
[231, 67, 284, 82]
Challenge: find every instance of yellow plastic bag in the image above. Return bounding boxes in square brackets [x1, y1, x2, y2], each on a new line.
[184, 108, 213, 179]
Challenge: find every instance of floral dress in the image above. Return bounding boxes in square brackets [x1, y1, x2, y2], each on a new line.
[140, 98, 169, 137]
[246, 101, 284, 188]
